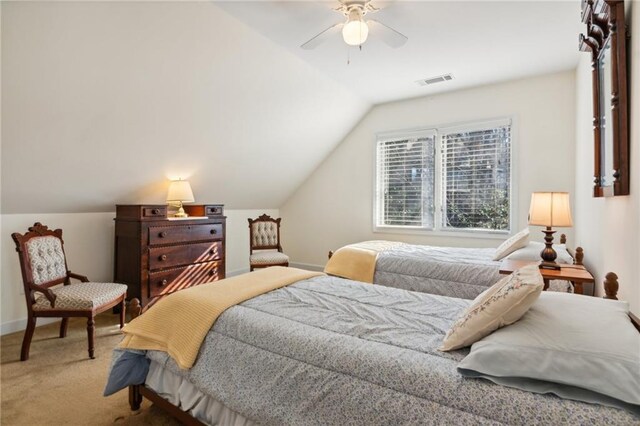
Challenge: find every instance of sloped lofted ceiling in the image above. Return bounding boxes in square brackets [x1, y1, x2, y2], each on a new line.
[217, 0, 583, 104]
[1, 1, 370, 213]
[1, 1, 582, 214]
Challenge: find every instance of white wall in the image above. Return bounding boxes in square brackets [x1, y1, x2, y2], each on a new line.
[0, 209, 277, 334]
[573, 2, 640, 315]
[0, 1, 368, 214]
[281, 71, 577, 267]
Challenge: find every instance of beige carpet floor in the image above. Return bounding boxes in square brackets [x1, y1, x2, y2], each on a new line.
[1, 313, 179, 425]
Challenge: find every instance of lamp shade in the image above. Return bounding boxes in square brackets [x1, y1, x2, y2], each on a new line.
[528, 192, 573, 227]
[166, 180, 195, 203]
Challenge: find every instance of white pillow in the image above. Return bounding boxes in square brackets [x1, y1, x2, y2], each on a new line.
[458, 292, 640, 413]
[493, 228, 530, 261]
[506, 241, 573, 264]
[440, 264, 543, 351]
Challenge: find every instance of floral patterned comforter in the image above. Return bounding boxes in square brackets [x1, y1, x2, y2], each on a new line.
[146, 275, 637, 425]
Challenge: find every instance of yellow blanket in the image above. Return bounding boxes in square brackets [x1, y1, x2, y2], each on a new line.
[324, 240, 405, 283]
[119, 267, 324, 369]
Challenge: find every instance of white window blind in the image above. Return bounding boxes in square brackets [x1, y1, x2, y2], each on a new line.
[441, 120, 511, 231]
[375, 118, 513, 235]
[376, 131, 436, 228]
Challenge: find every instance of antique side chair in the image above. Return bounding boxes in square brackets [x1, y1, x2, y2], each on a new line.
[248, 215, 289, 271]
[12, 223, 127, 361]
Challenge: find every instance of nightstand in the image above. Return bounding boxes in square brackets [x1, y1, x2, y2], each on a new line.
[499, 259, 595, 295]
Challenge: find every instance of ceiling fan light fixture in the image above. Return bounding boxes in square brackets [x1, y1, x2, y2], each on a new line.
[342, 9, 369, 46]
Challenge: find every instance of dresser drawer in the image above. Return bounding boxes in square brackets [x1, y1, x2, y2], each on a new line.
[148, 260, 222, 298]
[149, 223, 223, 245]
[116, 204, 167, 220]
[149, 241, 223, 270]
[143, 206, 167, 218]
[183, 204, 224, 217]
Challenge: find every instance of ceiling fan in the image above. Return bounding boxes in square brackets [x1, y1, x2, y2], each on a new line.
[301, 0, 408, 50]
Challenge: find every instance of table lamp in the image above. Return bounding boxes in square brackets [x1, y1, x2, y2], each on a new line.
[166, 179, 195, 218]
[528, 192, 573, 270]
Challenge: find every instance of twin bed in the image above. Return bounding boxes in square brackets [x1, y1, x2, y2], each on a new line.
[326, 234, 582, 299]
[105, 241, 639, 426]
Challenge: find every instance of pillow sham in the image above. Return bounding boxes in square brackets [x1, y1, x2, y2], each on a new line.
[493, 228, 530, 261]
[458, 292, 640, 414]
[439, 264, 543, 351]
[506, 241, 573, 264]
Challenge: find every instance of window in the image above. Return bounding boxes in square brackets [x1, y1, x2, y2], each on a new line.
[375, 118, 513, 235]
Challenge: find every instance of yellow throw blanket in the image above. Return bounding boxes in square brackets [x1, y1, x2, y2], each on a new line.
[119, 267, 324, 369]
[324, 240, 405, 283]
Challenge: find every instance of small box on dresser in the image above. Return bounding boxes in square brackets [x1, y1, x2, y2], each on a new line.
[114, 204, 226, 307]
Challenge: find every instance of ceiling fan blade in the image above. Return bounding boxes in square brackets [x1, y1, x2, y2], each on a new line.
[300, 22, 344, 50]
[367, 19, 408, 48]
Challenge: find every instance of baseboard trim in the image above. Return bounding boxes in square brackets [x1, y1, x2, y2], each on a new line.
[227, 268, 250, 277]
[1, 317, 59, 336]
[289, 262, 324, 272]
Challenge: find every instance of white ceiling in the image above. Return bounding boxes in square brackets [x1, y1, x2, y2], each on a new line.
[217, 1, 583, 104]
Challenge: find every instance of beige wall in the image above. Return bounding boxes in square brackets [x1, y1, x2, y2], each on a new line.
[281, 71, 577, 267]
[0, 209, 276, 334]
[573, 2, 640, 315]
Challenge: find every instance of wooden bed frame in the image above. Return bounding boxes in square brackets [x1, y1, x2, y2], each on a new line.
[124, 269, 639, 425]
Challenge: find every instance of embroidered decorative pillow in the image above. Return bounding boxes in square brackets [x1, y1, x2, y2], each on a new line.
[492, 228, 530, 261]
[440, 264, 543, 351]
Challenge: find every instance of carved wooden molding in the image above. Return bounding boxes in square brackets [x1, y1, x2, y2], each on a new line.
[579, 0, 630, 197]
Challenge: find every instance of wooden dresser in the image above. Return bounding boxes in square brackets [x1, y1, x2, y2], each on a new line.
[114, 204, 226, 307]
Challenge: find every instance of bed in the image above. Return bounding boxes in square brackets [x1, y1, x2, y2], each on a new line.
[106, 268, 639, 426]
[326, 234, 585, 299]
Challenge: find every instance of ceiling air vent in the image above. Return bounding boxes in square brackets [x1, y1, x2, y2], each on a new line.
[416, 74, 454, 86]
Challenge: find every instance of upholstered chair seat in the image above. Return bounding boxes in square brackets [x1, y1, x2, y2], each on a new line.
[250, 251, 289, 267]
[33, 282, 127, 311]
[248, 214, 289, 271]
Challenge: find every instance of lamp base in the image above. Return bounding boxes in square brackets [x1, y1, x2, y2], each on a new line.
[540, 226, 558, 263]
[539, 261, 561, 271]
[172, 203, 189, 218]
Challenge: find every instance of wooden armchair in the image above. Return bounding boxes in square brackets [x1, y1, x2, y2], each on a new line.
[248, 215, 289, 271]
[12, 223, 127, 361]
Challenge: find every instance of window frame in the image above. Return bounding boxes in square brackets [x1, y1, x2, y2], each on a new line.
[373, 117, 518, 239]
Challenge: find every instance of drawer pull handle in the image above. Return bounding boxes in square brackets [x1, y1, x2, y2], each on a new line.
[208, 270, 215, 276]
[159, 254, 167, 261]
[210, 229, 217, 235]
[161, 279, 168, 286]
[209, 249, 215, 255]
[159, 231, 167, 238]
[152, 209, 159, 215]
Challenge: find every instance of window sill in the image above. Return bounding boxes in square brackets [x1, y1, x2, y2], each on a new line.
[373, 226, 510, 240]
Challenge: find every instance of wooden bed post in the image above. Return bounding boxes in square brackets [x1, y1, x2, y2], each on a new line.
[129, 298, 142, 320]
[604, 272, 619, 300]
[560, 234, 567, 244]
[574, 247, 584, 266]
[129, 384, 142, 411]
[328, 250, 334, 259]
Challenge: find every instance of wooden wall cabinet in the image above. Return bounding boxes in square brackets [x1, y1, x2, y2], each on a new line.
[114, 204, 226, 307]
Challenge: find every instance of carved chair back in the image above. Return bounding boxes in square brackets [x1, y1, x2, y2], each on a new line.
[12, 223, 70, 307]
[248, 215, 283, 253]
